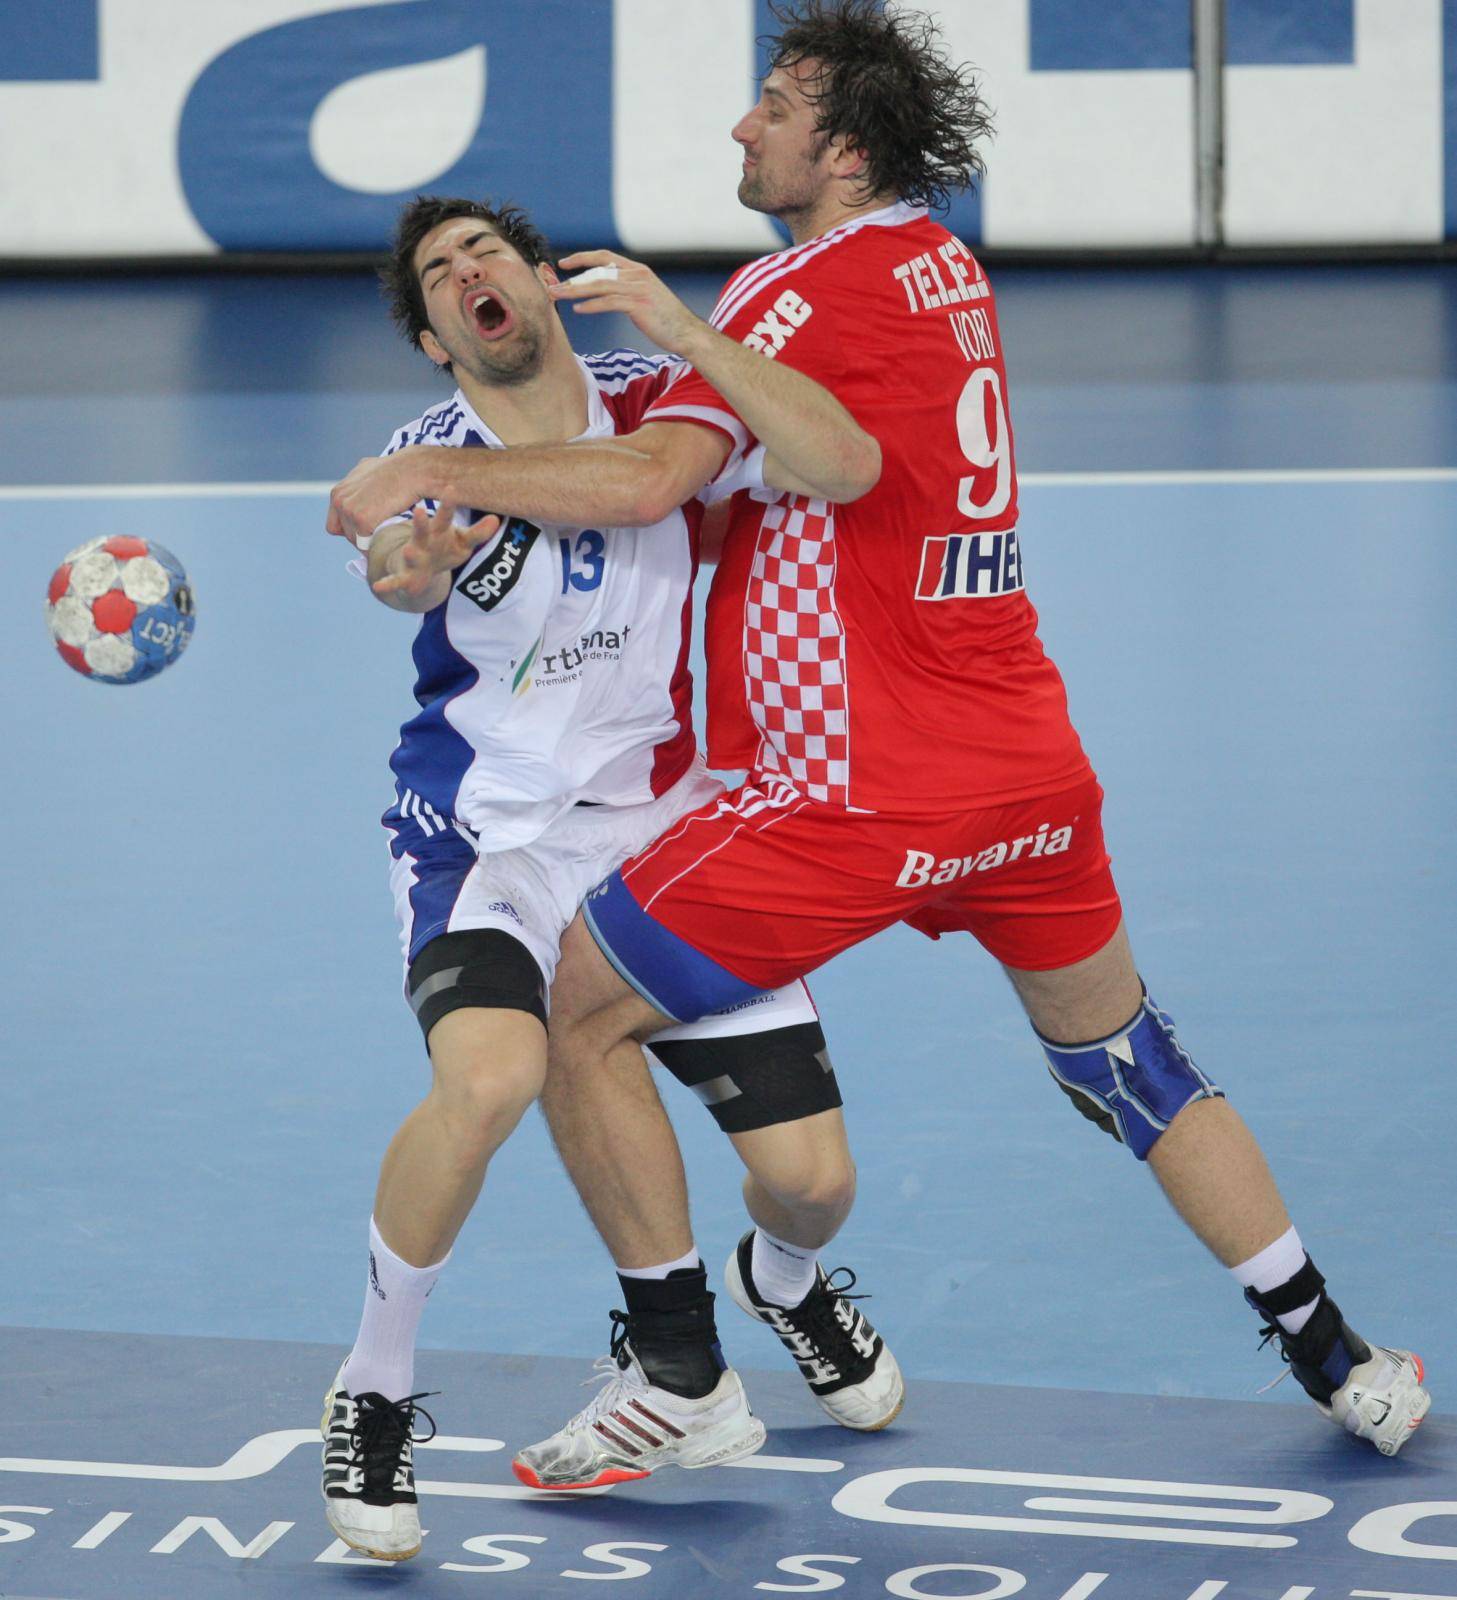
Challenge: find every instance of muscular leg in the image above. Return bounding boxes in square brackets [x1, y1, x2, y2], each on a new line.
[375, 1006, 548, 1265]
[341, 1004, 548, 1403]
[326, 1003, 549, 1559]
[723, 1111, 898, 1436]
[540, 1033, 695, 1268]
[1003, 918, 1429, 1454]
[544, 909, 858, 1265]
[541, 916, 688, 1267]
[732, 1110, 856, 1250]
[532, 916, 898, 1451]
[1003, 920, 1292, 1267]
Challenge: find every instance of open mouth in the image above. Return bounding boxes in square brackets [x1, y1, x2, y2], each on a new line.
[468, 288, 514, 341]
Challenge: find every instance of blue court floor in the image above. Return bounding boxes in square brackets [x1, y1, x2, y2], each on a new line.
[2, 264, 1454, 1599]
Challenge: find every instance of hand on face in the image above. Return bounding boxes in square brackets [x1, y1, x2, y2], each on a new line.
[547, 252, 708, 359]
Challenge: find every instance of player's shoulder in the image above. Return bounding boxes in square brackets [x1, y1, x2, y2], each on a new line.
[586, 348, 688, 433]
[383, 393, 472, 455]
[582, 346, 676, 395]
[709, 201, 933, 326]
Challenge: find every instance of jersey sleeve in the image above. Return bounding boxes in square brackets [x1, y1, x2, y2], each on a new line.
[641, 261, 851, 462]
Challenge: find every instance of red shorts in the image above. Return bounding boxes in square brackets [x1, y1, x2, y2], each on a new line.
[602, 772, 1122, 1002]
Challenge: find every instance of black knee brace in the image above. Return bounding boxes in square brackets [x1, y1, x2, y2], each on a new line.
[406, 928, 547, 1042]
[646, 1021, 842, 1134]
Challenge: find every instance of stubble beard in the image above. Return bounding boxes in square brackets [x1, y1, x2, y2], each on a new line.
[737, 157, 823, 233]
[457, 315, 548, 388]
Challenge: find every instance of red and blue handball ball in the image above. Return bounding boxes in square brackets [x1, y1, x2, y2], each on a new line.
[45, 535, 196, 684]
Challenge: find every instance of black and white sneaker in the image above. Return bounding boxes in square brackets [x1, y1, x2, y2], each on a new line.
[725, 1231, 904, 1430]
[321, 1363, 436, 1561]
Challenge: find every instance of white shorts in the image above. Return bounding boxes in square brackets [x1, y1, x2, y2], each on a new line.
[383, 762, 819, 1034]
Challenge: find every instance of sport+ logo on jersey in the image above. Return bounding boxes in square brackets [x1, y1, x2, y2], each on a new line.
[456, 517, 542, 612]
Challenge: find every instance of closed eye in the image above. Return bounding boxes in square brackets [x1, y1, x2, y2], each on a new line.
[420, 233, 501, 288]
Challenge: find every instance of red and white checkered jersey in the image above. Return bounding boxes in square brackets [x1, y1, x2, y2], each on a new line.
[644, 202, 1091, 813]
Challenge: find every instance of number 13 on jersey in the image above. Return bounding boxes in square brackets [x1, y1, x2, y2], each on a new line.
[559, 530, 606, 593]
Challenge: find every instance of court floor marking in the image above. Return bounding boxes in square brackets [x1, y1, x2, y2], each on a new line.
[2, 467, 1457, 501]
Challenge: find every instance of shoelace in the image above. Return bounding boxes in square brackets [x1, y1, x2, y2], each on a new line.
[562, 1312, 640, 1428]
[348, 1392, 438, 1496]
[786, 1268, 872, 1355]
[1253, 1320, 1294, 1395]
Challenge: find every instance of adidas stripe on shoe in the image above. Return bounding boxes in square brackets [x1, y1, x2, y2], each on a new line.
[320, 1363, 435, 1560]
[512, 1319, 765, 1491]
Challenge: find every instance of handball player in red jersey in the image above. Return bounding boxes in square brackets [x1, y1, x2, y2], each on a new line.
[512, 1, 1430, 1484]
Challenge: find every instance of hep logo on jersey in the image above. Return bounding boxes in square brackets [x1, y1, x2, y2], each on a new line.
[916, 529, 1023, 601]
[457, 517, 541, 612]
[743, 289, 812, 358]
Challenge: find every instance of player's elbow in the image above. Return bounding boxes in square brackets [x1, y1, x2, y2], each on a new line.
[837, 428, 881, 503]
[625, 460, 693, 526]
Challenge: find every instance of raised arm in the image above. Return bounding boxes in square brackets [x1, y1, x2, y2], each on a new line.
[326, 252, 881, 546]
[550, 251, 880, 505]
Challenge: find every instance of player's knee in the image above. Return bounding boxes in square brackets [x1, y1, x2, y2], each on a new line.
[1036, 987, 1223, 1160]
[646, 1021, 843, 1136]
[770, 1152, 856, 1221]
[428, 1038, 546, 1147]
[407, 930, 548, 1127]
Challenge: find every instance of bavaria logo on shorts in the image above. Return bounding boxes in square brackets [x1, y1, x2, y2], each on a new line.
[916, 528, 1023, 600]
[457, 517, 541, 612]
[897, 820, 1073, 887]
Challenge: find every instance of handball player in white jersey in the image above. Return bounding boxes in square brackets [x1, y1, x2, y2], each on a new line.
[320, 195, 898, 1561]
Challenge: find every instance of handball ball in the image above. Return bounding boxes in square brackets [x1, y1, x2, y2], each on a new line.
[45, 535, 196, 684]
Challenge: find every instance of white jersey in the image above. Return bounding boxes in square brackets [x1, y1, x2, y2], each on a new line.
[370, 351, 738, 853]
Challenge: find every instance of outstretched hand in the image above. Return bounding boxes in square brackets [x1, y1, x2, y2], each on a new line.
[549, 251, 709, 358]
[371, 502, 498, 599]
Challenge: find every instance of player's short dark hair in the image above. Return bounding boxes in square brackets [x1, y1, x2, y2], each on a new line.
[764, 0, 993, 211]
[380, 195, 555, 357]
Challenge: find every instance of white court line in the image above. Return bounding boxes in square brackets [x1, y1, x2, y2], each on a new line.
[0, 467, 1456, 502]
[0, 481, 335, 501]
[1024, 467, 1457, 488]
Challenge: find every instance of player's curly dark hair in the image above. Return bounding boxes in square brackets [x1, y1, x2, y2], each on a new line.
[380, 195, 555, 357]
[763, 0, 992, 211]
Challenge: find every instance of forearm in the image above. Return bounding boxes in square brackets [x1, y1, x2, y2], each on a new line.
[407, 438, 681, 529]
[674, 323, 880, 503]
[367, 525, 451, 612]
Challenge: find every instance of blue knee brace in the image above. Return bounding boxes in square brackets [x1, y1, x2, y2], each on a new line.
[1038, 990, 1222, 1159]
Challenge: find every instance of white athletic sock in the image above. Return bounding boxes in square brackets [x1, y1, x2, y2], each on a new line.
[617, 1246, 702, 1280]
[1231, 1225, 1319, 1334]
[751, 1227, 819, 1308]
[340, 1217, 451, 1401]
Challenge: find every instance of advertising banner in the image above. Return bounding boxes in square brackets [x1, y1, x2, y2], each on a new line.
[0, 1, 1452, 257]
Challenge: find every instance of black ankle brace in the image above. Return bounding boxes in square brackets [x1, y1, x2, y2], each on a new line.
[610, 1272, 726, 1400]
[1243, 1253, 1325, 1321]
[1244, 1260, 1370, 1405]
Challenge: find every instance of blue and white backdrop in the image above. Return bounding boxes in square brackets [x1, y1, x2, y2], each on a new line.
[3, 0, 1455, 258]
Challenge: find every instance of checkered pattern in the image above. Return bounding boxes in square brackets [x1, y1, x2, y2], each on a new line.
[744, 498, 850, 805]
